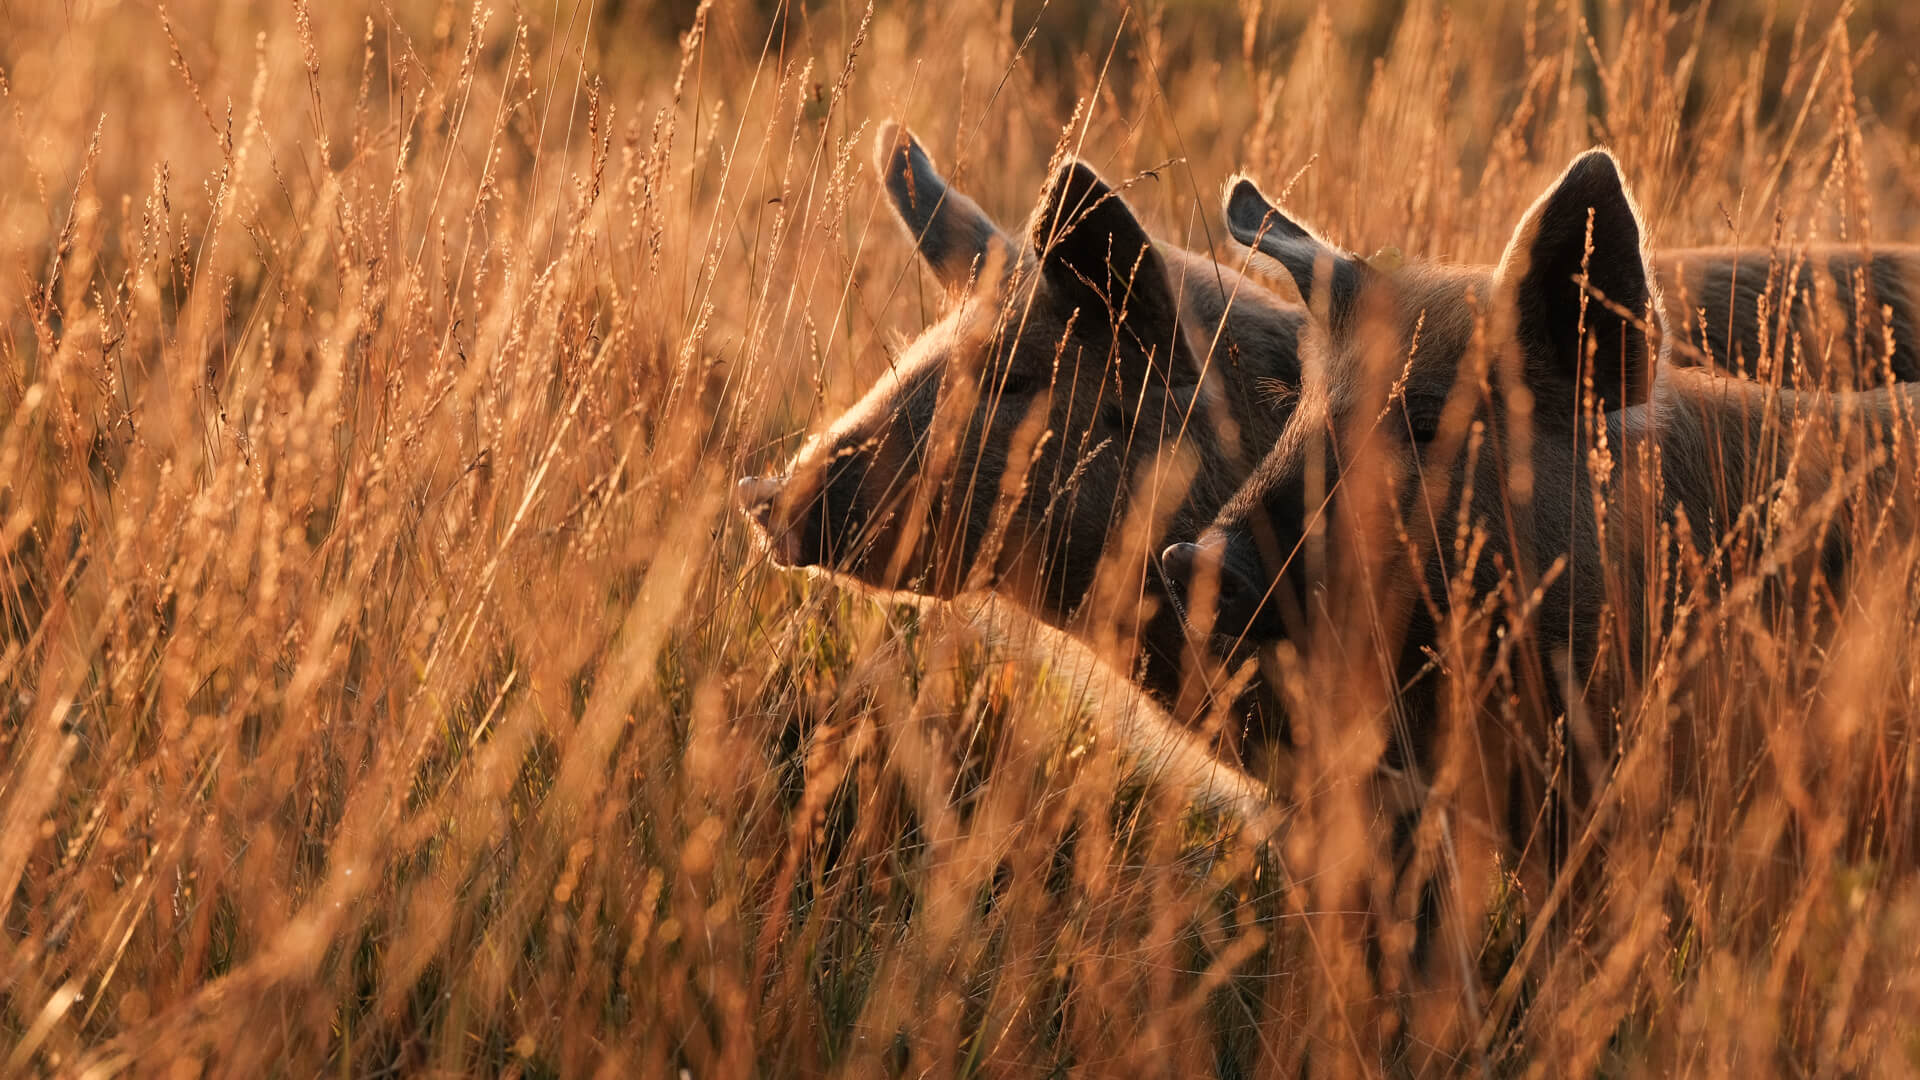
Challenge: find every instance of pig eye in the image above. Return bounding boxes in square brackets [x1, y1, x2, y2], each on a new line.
[990, 369, 1044, 397]
[1400, 400, 1443, 444]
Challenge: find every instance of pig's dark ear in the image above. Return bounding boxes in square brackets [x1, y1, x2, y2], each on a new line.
[1031, 159, 1196, 384]
[874, 121, 1010, 288]
[1494, 149, 1653, 415]
[1223, 176, 1363, 326]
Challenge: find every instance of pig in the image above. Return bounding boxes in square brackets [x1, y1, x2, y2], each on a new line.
[1172, 149, 1920, 731]
[1163, 150, 1920, 1058]
[736, 122, 1306, 721]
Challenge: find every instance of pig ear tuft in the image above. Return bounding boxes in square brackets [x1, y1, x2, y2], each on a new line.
[874, 121, 1009, 289]
[1495, 148, 1654, 415]
[1222, 174, 1363, 325]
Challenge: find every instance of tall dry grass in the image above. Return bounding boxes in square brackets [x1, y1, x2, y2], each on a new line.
[2, 0, 1919, 1075]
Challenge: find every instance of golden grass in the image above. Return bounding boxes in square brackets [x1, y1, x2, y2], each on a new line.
[3, 0, 1919, 1075]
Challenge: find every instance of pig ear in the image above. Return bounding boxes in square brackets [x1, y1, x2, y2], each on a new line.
[1030, 159, 1197, 384]
[1222, 176, 1364, 326]
[874, 121, 1011, 288]
[1493, 149, 1653, 415]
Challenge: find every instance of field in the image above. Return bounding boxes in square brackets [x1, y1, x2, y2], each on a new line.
[5, 0, 1920, 1074]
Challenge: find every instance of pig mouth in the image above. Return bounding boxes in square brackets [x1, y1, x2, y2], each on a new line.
[732, 473, 895, 574]
[734, 475, 805, 566]
[735, 471, 955, 593]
